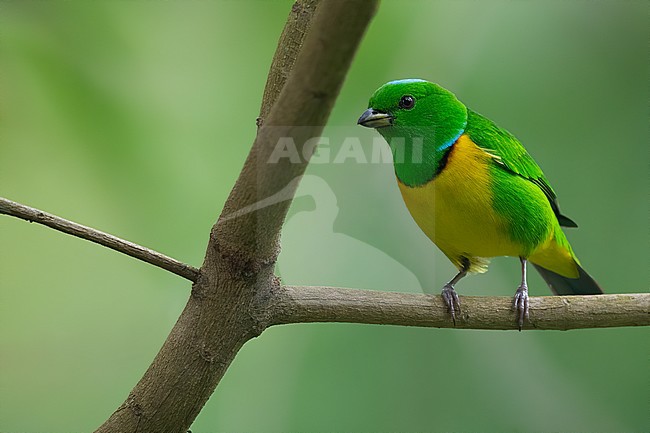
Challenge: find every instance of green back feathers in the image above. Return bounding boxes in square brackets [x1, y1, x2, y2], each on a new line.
[465, 110, 578, 228]
[465, 110, 547, 184]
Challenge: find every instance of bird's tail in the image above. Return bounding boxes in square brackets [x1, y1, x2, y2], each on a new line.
[532, 263, 604, 295]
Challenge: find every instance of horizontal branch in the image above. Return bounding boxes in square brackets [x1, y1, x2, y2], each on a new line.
[269, 286, 650, 330]
[0, 197, 199, 282]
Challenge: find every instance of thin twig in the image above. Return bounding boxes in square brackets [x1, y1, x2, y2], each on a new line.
[270, 286, 650, 330]
[0, 197, 199, 282]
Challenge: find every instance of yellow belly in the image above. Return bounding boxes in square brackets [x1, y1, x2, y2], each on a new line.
[397, 134, 524, 273]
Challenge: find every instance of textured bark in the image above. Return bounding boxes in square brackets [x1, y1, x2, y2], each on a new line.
[258, 0, 321, 126]
[266, 287, 650, 330]
[2, 2, 647, 432]
[94, 1, 379, 432]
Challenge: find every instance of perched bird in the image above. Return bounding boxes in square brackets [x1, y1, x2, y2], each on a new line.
[357, 79, 603, 328]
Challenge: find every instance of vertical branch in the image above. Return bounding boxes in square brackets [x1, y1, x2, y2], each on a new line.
[258, 0, 322, 125]
[94, 2, 378, 432]
[214, 0, 379, 261]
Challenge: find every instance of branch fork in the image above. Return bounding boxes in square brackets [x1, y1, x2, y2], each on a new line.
[1, 1, 647, 432]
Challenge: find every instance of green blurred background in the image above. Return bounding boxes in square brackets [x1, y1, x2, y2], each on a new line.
[1, 1, 648, 432]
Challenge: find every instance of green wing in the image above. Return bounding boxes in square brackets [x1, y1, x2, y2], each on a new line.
[465, 109, 577, 228]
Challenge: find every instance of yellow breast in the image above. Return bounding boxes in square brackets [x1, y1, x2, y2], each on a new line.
[397, 134, 524, 272]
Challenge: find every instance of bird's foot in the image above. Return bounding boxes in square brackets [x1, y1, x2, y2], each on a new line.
[441, 284, 460, 325]
[513, 284, 529, 331]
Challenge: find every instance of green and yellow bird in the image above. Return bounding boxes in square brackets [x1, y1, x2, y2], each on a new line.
[358, 79, 603, 327]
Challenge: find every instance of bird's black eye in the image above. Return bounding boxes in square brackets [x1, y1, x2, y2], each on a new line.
[399, 95, 415, 110]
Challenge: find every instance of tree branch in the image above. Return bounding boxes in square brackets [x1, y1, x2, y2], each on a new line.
[258, 0, 321, 126]
[95, 2, 379, 432]
[214, 0, 379, 260]
[7, 1, 642, 432]
[268, 287, 650, 330]
[0, 197, 199, 282]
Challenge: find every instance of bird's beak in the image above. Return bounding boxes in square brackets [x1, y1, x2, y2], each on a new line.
[357, 108, 393, 128]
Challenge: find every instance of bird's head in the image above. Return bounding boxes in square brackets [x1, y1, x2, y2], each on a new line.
[357, 79, 467, 149]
